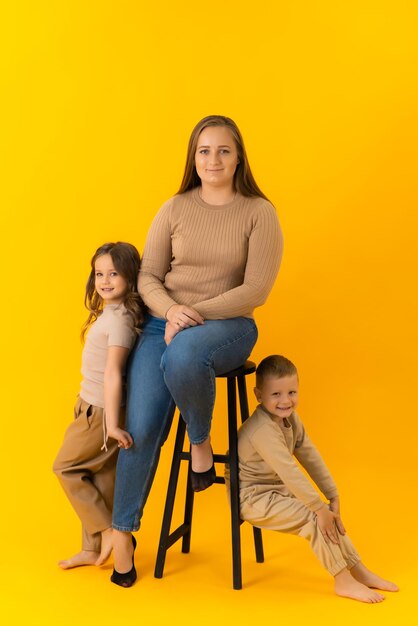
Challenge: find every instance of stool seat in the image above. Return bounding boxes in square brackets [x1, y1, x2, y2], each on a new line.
[154, 359, 264, 590]
[217, 360, 256, 378]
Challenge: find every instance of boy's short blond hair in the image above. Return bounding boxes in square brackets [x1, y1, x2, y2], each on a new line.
[256, 355, 298, 388]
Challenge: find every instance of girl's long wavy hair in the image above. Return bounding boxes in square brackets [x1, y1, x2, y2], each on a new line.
[177, 115, 269, 201]
[81, 242, 146, 341]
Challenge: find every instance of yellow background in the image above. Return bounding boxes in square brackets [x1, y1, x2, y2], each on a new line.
[1, 1, 417, 624]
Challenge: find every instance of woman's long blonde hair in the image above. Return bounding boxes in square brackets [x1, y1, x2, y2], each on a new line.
[81, 242, 146, 341]
[177, 115, 269, 201]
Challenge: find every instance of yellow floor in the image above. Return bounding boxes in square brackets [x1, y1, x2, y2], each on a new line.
[2, 447, 413, 626]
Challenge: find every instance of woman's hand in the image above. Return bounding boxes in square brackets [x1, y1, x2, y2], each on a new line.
[164, 321, 180, 345]
[165, 304, 204, 330]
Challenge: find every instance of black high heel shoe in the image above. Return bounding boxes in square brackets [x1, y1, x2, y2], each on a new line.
[111, 535, 137, 588]
[190, 464, 216, 491]
[190, 464, 216, 492]
[190, 445, 216, 492]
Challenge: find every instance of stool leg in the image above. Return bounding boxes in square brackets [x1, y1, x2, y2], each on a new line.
[228, 376, 242, 590]
[154, 416, 186, 579]
[182, 459, 194, 553]
[252, 527, 265, 563]
[237, 375, 251, 424]
[238, 375, 265, 564]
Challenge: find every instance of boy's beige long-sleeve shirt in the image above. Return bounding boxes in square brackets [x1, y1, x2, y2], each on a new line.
[238, 405, 339, 512]
[138, 188, 283, 319]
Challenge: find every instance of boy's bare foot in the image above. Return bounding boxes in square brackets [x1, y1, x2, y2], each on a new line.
[96, 527, 113, 566]
[58, 550, 100, 569]
[350, 561, 399, 591]
[334, 568, 385, 603]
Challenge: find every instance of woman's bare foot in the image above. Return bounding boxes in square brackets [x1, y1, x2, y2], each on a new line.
[350, 561, 399, 591]
[190, 438, 213, 472]
[334, 568, 385, 603]
[58, 550, 100, 569]
[113, 530, 135, 574]
[96, 527, 113, 566]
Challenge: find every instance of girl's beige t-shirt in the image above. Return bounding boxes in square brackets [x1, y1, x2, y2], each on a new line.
[79, 304, 136, 408]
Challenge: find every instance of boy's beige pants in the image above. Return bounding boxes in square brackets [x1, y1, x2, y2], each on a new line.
[53, 397, 120, 552]
[240, 484, 360, 576]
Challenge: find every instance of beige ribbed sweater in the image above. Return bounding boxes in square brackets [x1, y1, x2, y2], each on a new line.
[138, 188, 283, 319]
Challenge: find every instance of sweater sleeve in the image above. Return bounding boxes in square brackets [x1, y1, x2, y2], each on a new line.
[192, 202, 283, 319]
[249, 421, 326, 512]
[293, 416, 339, 501]
[137, 199, 178, 318]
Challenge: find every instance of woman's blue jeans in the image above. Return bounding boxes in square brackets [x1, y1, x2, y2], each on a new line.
[112, 314, 258, 531]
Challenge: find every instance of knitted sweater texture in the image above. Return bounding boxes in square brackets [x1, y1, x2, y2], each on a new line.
[138, 188, 283, 319]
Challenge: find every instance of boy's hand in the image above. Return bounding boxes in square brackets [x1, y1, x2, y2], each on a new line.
[329, 496, 346, 535]
[315, 504, 340, 544]
[107, 427, 133, 449]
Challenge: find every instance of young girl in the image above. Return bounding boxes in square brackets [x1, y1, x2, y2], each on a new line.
[53, 242, 145, 569]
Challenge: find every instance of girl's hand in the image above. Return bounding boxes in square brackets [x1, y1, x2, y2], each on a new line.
[107, 427, 133, 449]
[165, 304, 204, 330]
[329, 496, 346, 535]
[315, 505, 340, 544]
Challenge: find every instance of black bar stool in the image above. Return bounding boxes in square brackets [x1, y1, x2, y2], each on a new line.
[154, 360, 264, 590]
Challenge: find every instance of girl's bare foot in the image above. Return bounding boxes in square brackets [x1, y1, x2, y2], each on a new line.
[96, 527, 113, 566]
[350, 561, 399, 592]
[58, 550, 100, 569]
[334, 568, 385, 603]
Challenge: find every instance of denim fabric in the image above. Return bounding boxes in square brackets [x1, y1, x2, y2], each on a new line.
[162, 316, 258, 443]
[112, 314, 257, 531]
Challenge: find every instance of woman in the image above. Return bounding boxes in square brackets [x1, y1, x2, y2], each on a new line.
[111, 115, 284, 586]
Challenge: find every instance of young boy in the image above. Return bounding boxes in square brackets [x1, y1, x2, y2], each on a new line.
[236, 354, 398, 603]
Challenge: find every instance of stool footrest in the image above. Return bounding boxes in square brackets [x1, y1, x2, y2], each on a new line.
[164, 523, 191, 549]
[179, 452, 230, 464]
[213, 454, 228, 463]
